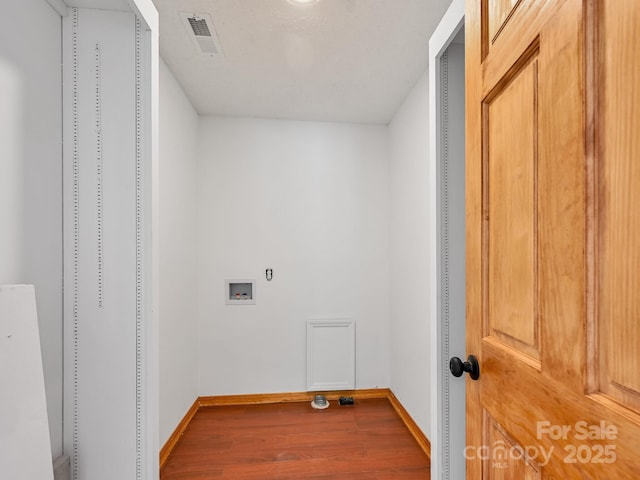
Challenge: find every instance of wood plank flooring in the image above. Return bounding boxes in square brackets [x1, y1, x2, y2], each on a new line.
[161, 398, 430, 479]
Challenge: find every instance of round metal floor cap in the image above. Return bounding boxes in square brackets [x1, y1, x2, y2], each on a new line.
[311, 395, 329, 409]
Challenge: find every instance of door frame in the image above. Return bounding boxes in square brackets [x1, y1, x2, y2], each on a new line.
[137, 2, 160, 476]
[428, 0, 465, 478]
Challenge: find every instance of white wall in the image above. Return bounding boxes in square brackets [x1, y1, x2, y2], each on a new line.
[158, 58, 199, 445]
[197, 117, 390, 395]
[62, 9, 151, 478]
[0, 0, 63, 458]
[388, 72, 432, 435]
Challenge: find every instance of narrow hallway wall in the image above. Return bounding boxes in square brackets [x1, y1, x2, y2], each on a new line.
[158, 57, 200, 445]
[389, 72, 432, 436]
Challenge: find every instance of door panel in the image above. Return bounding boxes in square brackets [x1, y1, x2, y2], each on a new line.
[466, 0, 640, 478]
[598, 0, 640, 414]
[484, 411, 541, 479]
[537, 0, 585, 393]
[485, 53, 539, 362]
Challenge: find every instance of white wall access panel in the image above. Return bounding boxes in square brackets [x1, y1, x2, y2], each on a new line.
[306, 319, 355, 391]
[62, 6, 156, 479]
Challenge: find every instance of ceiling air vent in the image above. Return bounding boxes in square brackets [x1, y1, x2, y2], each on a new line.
[180, 12, 224, 56]
[188, 17, 211, 37]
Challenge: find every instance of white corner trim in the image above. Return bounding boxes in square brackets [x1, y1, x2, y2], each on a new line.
[46, 0, 69, 17]
[127, 0, 158, 32]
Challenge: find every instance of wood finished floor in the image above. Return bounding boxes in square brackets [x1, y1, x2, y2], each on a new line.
[161, 398, 430, 479]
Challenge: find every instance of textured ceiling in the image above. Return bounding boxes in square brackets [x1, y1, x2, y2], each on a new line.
[153, 0, 452, 124]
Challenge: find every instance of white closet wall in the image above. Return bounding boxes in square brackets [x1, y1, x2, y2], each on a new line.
[62, 5, 158, 478]
[197, 117, 391, 396]
[0, 0, 63, 458]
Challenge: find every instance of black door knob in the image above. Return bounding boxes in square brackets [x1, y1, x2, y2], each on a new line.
[449, 355, 480, 380]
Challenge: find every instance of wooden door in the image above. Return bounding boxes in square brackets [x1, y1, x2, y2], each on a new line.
[465, 0, 640, 478]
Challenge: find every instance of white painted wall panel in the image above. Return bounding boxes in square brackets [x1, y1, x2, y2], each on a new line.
[197, 117, 390, 396]
[158, 57, 199, 446]
[0, 285, 54, 480]
[388, 72, 432, 436]
[63, 9, 141, 479]
[0, 0, 63, 458]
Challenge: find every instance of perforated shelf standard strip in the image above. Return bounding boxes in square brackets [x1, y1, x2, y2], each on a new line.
[441, 50, 451, 480]
[134, 17, 144, 480]
[71, 8, 80, 480]
[96, 43, 104, 309]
